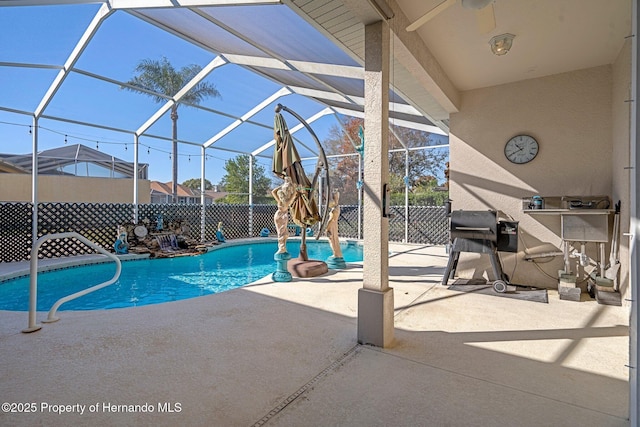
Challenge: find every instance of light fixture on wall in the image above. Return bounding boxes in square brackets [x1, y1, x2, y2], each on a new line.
[489, 33, 515, 56]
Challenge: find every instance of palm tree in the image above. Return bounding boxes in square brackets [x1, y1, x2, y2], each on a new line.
[123, 57, 220, 202]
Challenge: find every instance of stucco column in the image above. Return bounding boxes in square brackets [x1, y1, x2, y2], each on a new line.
[358, 20, 394, 348]
[629, 1, 639, 424]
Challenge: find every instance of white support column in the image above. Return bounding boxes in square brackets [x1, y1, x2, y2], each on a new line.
[133, 134, 139, 224]
[31, 116, 39, 250]
[249, 154, 254, 237]
[405, 149, 409, 243]
[358, 20, 394, 348]
[201, 146, 206, 243]
[358, 154, 363, 240]
[629, 1, 639, 424]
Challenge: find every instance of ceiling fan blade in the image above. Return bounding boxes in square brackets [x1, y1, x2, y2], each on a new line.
[476, 3, 496, 33]
[406, 0, 456, 32]
[461, 0, 493, 10]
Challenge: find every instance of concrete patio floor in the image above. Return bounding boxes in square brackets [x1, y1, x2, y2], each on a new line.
[0, 243, 630, 426]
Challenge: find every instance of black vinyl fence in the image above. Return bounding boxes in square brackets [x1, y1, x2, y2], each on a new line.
[0, 202, 447, 262]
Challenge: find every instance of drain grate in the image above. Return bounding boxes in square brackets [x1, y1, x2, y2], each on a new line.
[251, 344, 361, 426]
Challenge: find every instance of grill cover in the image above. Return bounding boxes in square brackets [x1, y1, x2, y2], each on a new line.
[450, 210, 498, 241]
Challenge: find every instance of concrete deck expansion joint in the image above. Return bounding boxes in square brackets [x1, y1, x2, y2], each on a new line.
[252, 345, 361, 426]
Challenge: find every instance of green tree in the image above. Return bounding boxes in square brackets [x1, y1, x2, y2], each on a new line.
[324, 117, 363, 205]
[182, 178, 213, 191]
[217, 155, 273, 204]
[323, 117, 449, 206]
[390, 175, 449, 206]
[388, 126, 448, 205]
[123, 56, 220, 202]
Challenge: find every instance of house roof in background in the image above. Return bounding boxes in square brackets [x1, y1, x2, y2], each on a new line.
[150, 181, 209, 198]
[0, 143, 148, 177]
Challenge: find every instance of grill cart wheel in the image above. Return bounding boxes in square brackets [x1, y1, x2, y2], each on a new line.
[493, 280, 517, 293]
[493, 280, 508, 293]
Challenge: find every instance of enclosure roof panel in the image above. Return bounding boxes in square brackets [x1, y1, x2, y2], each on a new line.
[0, 0, 442, 168]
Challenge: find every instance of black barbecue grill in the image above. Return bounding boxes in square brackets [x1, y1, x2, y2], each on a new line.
[442, 210, 518, 293]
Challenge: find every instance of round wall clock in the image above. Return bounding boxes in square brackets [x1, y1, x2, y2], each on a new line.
[504, 134, 539, 164]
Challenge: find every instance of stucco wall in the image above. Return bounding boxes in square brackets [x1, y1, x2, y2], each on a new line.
[449, 65, 617, 290]
[612, 37, 632, 302]
[0, 174, 150, 203]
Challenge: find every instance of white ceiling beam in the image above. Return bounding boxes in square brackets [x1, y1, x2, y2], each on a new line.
[344, 94, 424, 116]
[0, 62, 63, 70]
[331, 106, 446, 136]
[289, 86, 423, 118]
[0, 0, 101, 6]
[389, 118, 446, 135]
[287, 60, 363, 79]
[175, 56, 227, 100]
[0, 1, 281, 12]
[136, 56, 227, 136]
[222, 54, 364, 80]
[109, 0, 279, 9]
[289, 86, 351, 104]
[251, 107, 332, 156]
[242, 88, 291, 121]
[203, 87, 292, 148]
[135, 102, 175, 138]
[332, 106, 364, 119]
[34, 3, 113, 118]
[222, 54, 290, 71]
[405, 0, 455, 32]
[391, 102, 421, 116]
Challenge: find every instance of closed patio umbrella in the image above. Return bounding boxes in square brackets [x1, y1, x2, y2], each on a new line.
[272, 110, 321, 228]
[271, 104, 331, 272]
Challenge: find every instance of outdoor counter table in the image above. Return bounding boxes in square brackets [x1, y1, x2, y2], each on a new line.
[523, 209, 613, 276]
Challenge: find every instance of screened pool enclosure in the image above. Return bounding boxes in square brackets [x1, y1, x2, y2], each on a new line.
[0, 1, 449, 258]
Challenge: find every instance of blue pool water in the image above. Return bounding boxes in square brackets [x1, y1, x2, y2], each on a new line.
[0, 240, 362, 311]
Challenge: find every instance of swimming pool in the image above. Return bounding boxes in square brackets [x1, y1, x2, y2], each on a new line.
[0, 239, 363, 311]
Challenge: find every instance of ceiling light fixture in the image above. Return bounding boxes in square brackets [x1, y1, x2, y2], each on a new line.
[489, 33, 515, 56]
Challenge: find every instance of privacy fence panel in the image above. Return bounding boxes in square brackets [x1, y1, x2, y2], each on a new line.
[0, 202, 32, 262]
[0, 202, 447, 262]
[337, 205, 360, 239]
[332, 204, 448, 245]
[406, 205, 449, 245]
[252, 204, 279, 237]
[37, 203, 133, 258]
[205, 204, 253, 240]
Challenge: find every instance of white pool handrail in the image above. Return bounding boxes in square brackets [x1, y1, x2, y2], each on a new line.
[23, 232, 122, 333]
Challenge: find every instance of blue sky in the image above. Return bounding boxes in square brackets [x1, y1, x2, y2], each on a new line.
[0, 3, 447, 186]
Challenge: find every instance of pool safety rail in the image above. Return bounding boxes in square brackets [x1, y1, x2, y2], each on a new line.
[22, 232, 122, 333]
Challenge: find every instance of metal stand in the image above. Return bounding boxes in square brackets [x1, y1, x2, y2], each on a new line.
[442, 210, 519, 293]
[442, 238, 514, 293]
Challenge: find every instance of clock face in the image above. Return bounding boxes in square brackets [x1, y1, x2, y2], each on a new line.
[504, 135, 539, 164]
